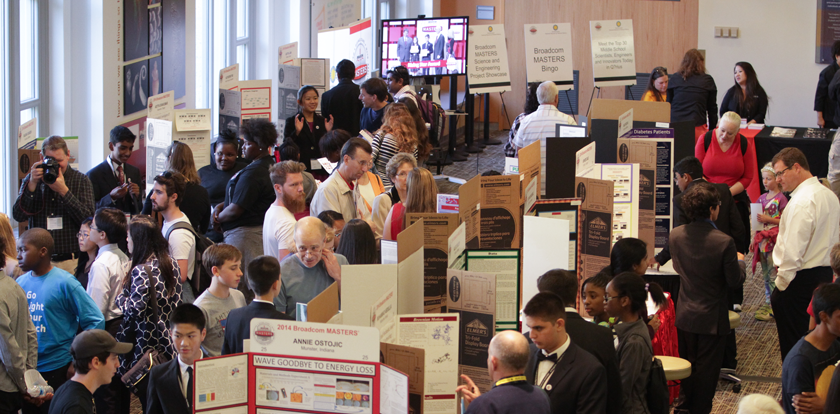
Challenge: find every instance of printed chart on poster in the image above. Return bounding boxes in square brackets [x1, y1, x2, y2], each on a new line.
[464, 250, 520, 331]
[396, 314, 459, 414]
[589, 19, 637, 87]
[317, 19, 373, 88]
[523, 23, 575, 88]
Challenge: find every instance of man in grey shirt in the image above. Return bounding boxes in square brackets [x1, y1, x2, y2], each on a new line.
[275, 217, 347, 319]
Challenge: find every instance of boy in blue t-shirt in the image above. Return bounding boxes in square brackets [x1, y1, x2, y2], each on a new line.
[15, 228, 104, 414]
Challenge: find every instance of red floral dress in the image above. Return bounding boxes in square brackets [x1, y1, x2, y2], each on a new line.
[652, 294, 680, 403]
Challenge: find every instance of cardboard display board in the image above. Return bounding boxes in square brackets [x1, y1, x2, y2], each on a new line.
[522, 216, 570, 309]
[523, 23, 574, 88]
[220, 64, 239, 90]
[406, 214, 460, 313]
[147, 91, 175, 123]
[18, 118, 37, 149]
[249, 319, 379, 361]
[371, 286, 398, 344]
[448, 222, 467, 271]
[380, 343, 425, 413]
[447, 269, 496, 394]
[479, 175, 522, 249]
[528, 199, 582, 306]
[396, 314, 460, 414]
[277, 64, 302, 134]
[303, 283, 340, 323]
[279, 42, 299, 66]
[589, 19, 637, 87]
[545, 137, 592, 198]
[173, 109, 212, 170]
[464, 250, 520, 332]
[573, 178, 616, 278]
[193, 352, 408, 414]
[466, 24, 512, 93]
[239, 80, 273, 122]
[617, 139, 657, 259]
[587, 99, 671, 163]
[219, 88, 242, 135]
[518, 141, 541, 206]
[144, 118, 173, 188]
[458, 177, 481, 250]
[397, 220, 425, 315]
[340, 264, 398, 328]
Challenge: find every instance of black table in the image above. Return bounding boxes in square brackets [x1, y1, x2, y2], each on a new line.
[643, 270, 680, 309]
[753, 126, 833, 178]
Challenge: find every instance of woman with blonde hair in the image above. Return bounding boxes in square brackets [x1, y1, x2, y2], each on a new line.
[383, 167, 437, 240]
[668, 49, 718, 140]
[372, 103, 420, 188]
[0, 213, 21, 278]
[142, 141, 211, 232]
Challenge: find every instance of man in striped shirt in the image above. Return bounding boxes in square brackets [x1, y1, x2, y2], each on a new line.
[511, 81, 576, 195]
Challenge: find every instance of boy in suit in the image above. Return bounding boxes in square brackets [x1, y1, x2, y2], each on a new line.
[522, 292, 607, 414]
[146, 304, 207, 414]
[222, 255, 293, 355]
[86, 126, 143, 214]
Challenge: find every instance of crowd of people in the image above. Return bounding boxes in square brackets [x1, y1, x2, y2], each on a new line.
[4, 48, 840, 414]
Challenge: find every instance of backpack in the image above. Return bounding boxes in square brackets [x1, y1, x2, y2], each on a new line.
[703, 131, 747, 156]
[164, 221, 215, 296]
[404, 90, 446, 146]
[646, 357, 670, 414]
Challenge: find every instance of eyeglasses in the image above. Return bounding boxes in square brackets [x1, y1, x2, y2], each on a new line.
[774, 166, 792, 178]
[297, 245, 323, 255]
[353, 158, 372, 168]
[604, 295, 622, 302]
[77, 231, 90, 240]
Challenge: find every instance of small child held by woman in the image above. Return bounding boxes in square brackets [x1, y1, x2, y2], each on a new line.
[753, 162, 788, 321]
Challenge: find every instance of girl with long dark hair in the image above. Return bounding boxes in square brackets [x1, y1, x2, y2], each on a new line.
[720, 61, 769, 124]
[335, 219, 378, 265]
[642, 66, 668, 102]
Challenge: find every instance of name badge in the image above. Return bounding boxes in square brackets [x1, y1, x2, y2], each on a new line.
[47, 216, 63, 230]
[310, 159, 322, 170]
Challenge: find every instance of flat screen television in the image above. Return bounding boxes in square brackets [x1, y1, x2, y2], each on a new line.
[380, 16, 469, 78]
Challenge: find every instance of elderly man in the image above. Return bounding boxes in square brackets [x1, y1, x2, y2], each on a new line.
[310, 138, 373, 221]
[456, 331, 551, 414]
[771, 147, 840, 360]
[274, 217, 349, 319]
[511, 81, 576, 195]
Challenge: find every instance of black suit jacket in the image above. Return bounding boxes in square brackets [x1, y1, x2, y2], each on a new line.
[221, 301, 293, 355]
[87, 160, 143, 214]
[655, 179, 746, 265]
[669, 220, 746, 335]
[284, 112, 327, 173]
[525, 341, 607, 414]
[421, 42, 434, 60]
[321, 80, 363, 136]
[565, 313, 622, 414]
[433, 34, 446, 59]
[147, 358, 190, 414]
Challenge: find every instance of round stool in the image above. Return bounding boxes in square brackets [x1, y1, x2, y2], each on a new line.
[656, 356, 692, 381]
[729, 310, 741, 329]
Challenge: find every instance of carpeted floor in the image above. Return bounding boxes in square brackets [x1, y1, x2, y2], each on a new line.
[129, 127, 783, 413]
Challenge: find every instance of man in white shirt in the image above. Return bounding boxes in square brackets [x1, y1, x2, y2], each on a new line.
[771, 147, 840, 360]
[86, 207, 131, 335]
[511, 81, 577, 195]
[151, 171, 197, 303]
[264, 161, 307, 261]
[310, 138, 373, 221]
[385, 66, 417, 106]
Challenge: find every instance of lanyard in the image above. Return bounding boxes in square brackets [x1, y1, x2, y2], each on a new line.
[495, 375, 527, 387]
[538, 354, 564, 390]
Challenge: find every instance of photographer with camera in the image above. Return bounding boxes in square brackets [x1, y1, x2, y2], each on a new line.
[13, 135, 95, 274]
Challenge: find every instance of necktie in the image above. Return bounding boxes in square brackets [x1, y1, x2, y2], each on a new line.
[537, 352, 558, 362]
[186, 366, 194, 407]
[116, 164, 125, 185]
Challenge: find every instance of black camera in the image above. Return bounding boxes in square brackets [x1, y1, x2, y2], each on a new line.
[39, 157, 59, 184]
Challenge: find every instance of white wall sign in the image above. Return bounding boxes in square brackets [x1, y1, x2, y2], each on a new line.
[250, 319, 380, 362]
[589, 19, 637, 87]
[317, 19, 373, 88]
[523, 23, 575, 89]
[466, 25, 511, 93]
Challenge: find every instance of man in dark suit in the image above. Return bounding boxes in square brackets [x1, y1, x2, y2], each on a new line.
[396, 29, 411, 64]
[522, 293, 607, 414]
[668, 181, 746, 414]
[147, 304, 207, 414]
[420, 34, 434, 76]
[320, 59, 363, 136]
[222, 256, 292, 355]
[456, 331, 551, 414]
[433, 26, 446, 75]
[536, 269, 622, 414]
[86, 126, 143, 215]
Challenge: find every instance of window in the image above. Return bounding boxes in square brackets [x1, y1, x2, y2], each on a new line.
[195, 0, 254, 137]
[2, 0, 48, 216]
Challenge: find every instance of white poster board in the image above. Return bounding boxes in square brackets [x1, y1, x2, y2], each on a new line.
[466, 24, 511, 93]
[523, 23, 575, 89]
[589, 19, 637, 87]
[317, 19, 373, 88]
[396, 314, 459, 414]
[522, 216, 570, 309]
[575, 142, 596, 178]
[147, 91, 175, 123]
[173, 109, 212, 170]
[144, 118, 173, 188]
[249, 318, 380, 362]
[279, 41, 298, 65]
[340, 264, 398, 328]
[18, 118, 37, 149]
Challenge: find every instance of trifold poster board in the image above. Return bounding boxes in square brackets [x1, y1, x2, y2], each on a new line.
[293, 58, 332, 109]
[589, 164, 641, 245]
[616, 139, 656, 259]
[466, 24, 512, 94]
[521, 216, 570, 310]
[317, 19, 373, 89]
[173, 109, 212, 170]
[523, 23, 575, 88]
[446, 269, 496, 394]
[380, 343, 425, 413]
[573, 177, 616, 278]
[545, 137, 592, 199]
[587, 99, 671, 163]
[193, 352, 408, 414]
[280, 42, 299, 66]
[301, 283, 340, 323]
[406, 214, 460, 313]
[396, 314, 459, 414]
[589, 19, 636, 87]
[528, 199, 581, 292]
[459, 175, 522, 250]
[277, 64, 302, 134]
[448, 222, 467, 271]
[619, 130, 675, 251]
[239, 80, 273, 122]
[463, 250, 520, 332]
[397, 219, 425, 315]
[148, 91, 175, 123]
[144, 118, 173, 188]
[518, 141, 541, 212]
[219, 64, 241, 134]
